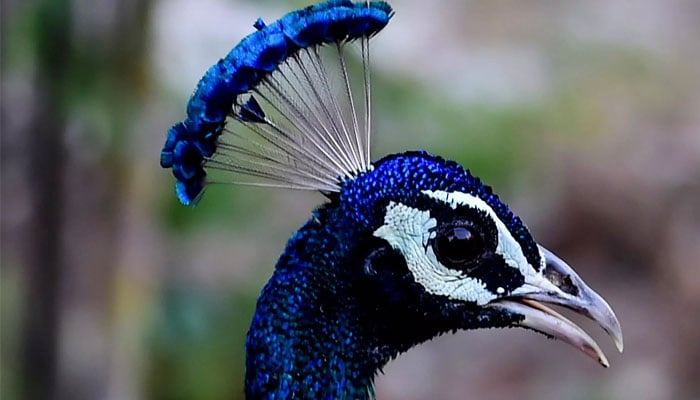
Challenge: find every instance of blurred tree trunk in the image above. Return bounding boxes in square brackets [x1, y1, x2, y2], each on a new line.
[15, 0, 153, 399]
[20, 2, 70, 399]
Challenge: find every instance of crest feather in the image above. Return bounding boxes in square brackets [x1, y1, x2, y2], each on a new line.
[160, 1, 394, 204]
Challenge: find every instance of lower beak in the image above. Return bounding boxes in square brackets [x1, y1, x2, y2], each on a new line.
[488, 246, 623, 367]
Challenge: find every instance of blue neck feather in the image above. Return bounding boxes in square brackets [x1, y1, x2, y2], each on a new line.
[245, 207, 377, 399]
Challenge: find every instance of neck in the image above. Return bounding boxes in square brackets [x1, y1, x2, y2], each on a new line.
[244, 208, 380, 399]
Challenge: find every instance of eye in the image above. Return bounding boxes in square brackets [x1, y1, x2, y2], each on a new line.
[433, 223, 484, 272]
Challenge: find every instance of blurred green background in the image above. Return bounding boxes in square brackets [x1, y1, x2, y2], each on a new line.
[2, 0, 699, 399]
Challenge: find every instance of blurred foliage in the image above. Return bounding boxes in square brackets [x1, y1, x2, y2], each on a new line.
[146, 287, 257, 400]
[1, 266, 24, 400]
[159, 185, 269, 232]
[372, 71, 547, 185]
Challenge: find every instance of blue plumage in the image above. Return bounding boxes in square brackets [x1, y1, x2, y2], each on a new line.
[160, 1, 393, 205]
[160, 1, 622, 399]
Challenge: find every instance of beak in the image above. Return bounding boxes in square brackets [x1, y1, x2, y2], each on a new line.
[488, 246, 623, 367]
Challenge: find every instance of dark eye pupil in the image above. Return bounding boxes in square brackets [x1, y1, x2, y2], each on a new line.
[435, 225, 483, 269]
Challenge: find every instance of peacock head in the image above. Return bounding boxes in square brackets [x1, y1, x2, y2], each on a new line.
[160, 0, 623, 375]
[338, 151, 623, 366]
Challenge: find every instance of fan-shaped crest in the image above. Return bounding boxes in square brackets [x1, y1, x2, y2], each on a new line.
[160, 1, 394, 204]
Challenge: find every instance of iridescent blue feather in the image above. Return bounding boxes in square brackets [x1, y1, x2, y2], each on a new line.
[161, 1, 393, 204]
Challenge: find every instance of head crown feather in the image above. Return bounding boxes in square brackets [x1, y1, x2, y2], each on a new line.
[160, 1, 394, 204]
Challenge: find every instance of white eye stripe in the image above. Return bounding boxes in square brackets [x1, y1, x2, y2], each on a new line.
[373, 201, 497, 305]
[422, 190, 539, 280]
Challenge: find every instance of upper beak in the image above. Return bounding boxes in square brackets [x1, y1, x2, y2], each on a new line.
[488, 246, 623, 367]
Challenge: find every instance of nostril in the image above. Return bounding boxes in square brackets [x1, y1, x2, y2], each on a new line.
[544, 266, 579, 296]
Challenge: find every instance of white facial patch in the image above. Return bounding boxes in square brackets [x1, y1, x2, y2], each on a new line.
[373, 201, 497, 305]
[372, 190, 547, 306]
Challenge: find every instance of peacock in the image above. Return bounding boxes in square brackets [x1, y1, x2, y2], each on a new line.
[159, 1, 623, 398]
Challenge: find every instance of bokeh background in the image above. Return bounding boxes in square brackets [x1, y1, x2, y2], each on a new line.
[2, 0, 699, 399]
